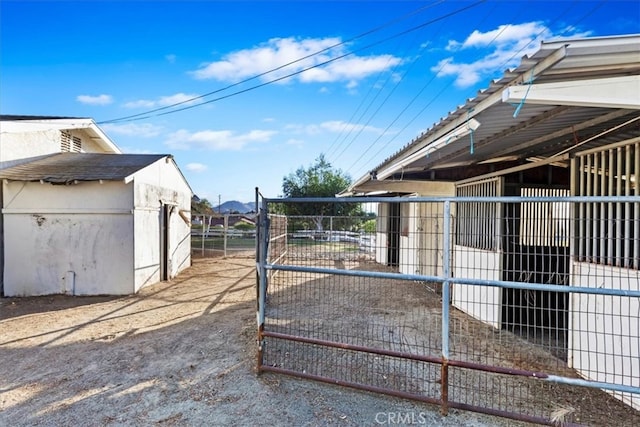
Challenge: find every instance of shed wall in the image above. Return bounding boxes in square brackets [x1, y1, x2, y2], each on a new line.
[132, 159, 191, 291]
[2, 181, 134, 296]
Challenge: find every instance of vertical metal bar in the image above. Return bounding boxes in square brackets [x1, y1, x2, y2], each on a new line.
[607, 149, 614, 266]
[441, 200, 451, 416]
[224, 214, 229, 257]
[616, 147, 622, 268]
[255, 188, 260, 309]
[201, 215, 205, 256]
[624, 145, 631, 268]
[257, 196, 269, 371]
[585, 154, 592, 261]
[599, 151, 606, 264]
[591, 153, 599, 262]
[577, 155, 584, 260]
[634, 142, 639, 270]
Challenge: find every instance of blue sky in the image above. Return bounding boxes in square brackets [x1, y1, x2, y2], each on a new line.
[2, 0, 639, 204]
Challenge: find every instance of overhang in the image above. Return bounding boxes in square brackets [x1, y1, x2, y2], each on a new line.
[343, 34, 640, 196]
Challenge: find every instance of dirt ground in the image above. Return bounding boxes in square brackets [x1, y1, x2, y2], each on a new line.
[0, 255, 508, 426]
[0, 255, 637, 426]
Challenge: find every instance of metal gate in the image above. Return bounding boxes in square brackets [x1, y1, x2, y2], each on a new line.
[256, 194, 640, 425]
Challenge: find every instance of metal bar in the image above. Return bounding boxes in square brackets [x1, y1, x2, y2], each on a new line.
[599, 150, 606, 264]
[256, 197, 269, 371]
[264, 195, 640, 204]
[263, 330, 640, 396]
[223, 214, 229, 257]
[266, 263, 640, 298]
[262, 330, 443, 364]
[593, 152, 600, 263]
[635, 141, 640, 270]
[259, 364, 443, 406]
[441, 200, 452, 416]
[624, 145, 631, 267]
[607, 149, 614, 265]
[201, 215, 205, 256]
[616, 147, 623, 267]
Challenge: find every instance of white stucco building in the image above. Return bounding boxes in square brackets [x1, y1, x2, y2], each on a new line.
[0, 115, 192, 296]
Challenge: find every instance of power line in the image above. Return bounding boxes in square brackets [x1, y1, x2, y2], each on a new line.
[98, 0, 487, 124]
[346, 0, 594, 179]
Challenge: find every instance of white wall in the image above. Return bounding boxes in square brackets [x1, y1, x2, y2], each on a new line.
[375, 203, 388, 265]
[0, 128, 111, 169]
[132, 158, 191, 292]
[2, 181, 134, 296]
[569, 262, 639, 410]
[452, 246, 502, 328]
[399, 202, 418, 275]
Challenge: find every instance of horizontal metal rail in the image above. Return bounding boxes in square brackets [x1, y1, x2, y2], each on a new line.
[266, 263, 640, 299]
[262, 330, 640, 397]
[260, 338, 582, 426]
[265, 195, 640, 204]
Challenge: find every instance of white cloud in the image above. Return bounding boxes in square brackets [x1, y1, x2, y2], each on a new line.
[321, 120, 382, 134]
[189, 37, 401, 85]
[100, 123, 163, 138]
[284, 120, 384, 136]
[433, 22, 558, 88]
[286, 138, 305, 146]
[186, 162, 208, 172]
[77, 94, 113, 105]
[165, 128, 277, 150]
[166, 54, 176, 63]
[123, 93, 199, 109]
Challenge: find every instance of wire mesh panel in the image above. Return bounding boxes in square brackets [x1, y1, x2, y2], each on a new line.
[256, 196, 640, 425]
[191, 214, 257, 257]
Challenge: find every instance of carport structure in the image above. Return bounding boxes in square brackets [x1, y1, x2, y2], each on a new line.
[334, 34, 640, 413]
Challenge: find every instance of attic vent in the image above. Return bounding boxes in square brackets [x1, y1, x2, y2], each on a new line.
[61, 131, 82, 153]
[61, 131, 71, 152]
[72, 136, 82, 152]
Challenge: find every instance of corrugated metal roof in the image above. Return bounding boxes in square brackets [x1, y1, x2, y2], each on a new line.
[0, 153, 169, 184]
[355, 34, 640, 190]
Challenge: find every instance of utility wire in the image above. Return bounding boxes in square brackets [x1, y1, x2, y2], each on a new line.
[98, 0, 487, 124]
[347, 0, 595, 178]
[324, 0, 446, 159]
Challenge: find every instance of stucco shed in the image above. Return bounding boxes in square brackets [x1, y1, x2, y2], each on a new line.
[0, 152, 192, 296]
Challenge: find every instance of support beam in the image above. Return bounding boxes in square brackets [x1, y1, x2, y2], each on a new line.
[502, 75, 640, 109]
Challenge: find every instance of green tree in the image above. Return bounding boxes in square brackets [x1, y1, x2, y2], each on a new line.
[282, 154, 359, 231]
[192, 197, 214, 215]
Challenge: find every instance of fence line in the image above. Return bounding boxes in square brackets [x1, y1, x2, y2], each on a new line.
[191, 213, 256, 257]
[256, 195, 640, 425]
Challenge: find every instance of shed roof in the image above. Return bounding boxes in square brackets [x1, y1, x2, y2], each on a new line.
[345, 34, 640, 195]
[0, 153, 168, 184]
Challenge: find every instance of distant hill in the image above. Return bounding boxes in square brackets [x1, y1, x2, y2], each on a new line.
[217, 200, 255, 214]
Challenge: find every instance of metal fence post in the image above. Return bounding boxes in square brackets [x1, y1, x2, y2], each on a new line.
[224, 214, 229, 257]
[256, 197, 269, 371]
[441, 200, 451, 415]
[201, 215, 205, 256]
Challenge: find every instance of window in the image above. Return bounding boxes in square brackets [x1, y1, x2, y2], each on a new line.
[455, 178, 500, 250]
[575, 139, 639, 268]
[519, 187, 570, 247]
